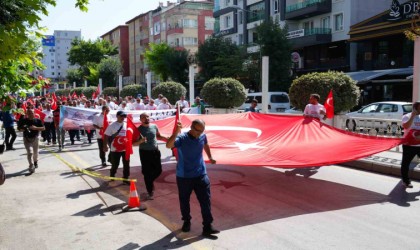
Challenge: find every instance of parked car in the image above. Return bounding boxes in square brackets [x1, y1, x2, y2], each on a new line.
[238, 92, 290, 113]
[284, 107, 303, 114]
[345, 101, 412, 130]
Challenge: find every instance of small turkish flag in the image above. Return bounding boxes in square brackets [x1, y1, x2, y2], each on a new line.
[403, 129, 420, 145]
[51, 92, 58, 110]
[324, 89, 334, 119]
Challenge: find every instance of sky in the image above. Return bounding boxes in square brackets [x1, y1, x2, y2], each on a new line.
[39, 0, 165, 40]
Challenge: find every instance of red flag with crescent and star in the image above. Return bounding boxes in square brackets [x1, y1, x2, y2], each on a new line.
[125, 116, 140, 160]
[324, 89, 334, 119]
[101, 114, 109, 140]
[34, 108, 46, 122]
[151, 112, 402, 168]
[172, 105, 180, 160]
[403, 129, 420, 145]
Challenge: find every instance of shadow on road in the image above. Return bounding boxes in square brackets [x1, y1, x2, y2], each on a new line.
[387, 180, 420, 207]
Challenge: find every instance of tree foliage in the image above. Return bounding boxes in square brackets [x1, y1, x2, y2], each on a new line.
[0, 0, 89, 101]
[167, 49, 189, 84]
[152, 81, 186, 105]
[97, 57, 122, 88]
[200, 78, 247, 108]
[67, 39, 118, 71]
[102, 87, 119, 97]
[145, 43, 172, 81]
[289, 71, 360, 113]
[120, 84, 146, 98]
[256, 19, 292, 92]
[196, 37, 246, 82]
[66, 68, 84, 86]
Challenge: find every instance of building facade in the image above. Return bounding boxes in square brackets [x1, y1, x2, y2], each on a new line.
[100, 25, 130, 77]
[41, 30, 81, 82]
[123, 0, 214, 85]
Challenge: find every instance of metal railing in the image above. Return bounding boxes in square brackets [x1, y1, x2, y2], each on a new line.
[304, 27, 331, 35]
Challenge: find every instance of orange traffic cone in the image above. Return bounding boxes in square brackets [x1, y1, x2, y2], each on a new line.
[128, 181, 140, 208]
[122, 181, 147, 212]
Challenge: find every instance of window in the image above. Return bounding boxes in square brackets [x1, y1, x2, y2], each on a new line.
[205, 17, 214, 30]
[303, 21, 314, 30]
[361, 104, 378, 113]
[154, 22, 160, 34]
[238, 34, 243, 45]
[239, 11, 243, 25]
[225, 15, 232, 28]
[334, 13, 343, 31]
[225, 0, 231, 6]
[321, 16, 330, 29]
[51, 66, 54, 69]
[273, 0, 279, 14]
[52, 72, 55, 75]
[183, 37, 198, 45]
[183, 19, 197, 28]
[51, 59, 54, 63]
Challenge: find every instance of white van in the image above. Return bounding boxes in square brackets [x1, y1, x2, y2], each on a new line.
[238, 92, 291, 113]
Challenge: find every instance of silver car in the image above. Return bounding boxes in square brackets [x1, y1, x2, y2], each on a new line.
[345, 101, 412, 131]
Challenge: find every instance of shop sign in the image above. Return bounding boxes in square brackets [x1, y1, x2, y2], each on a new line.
[387, 0, 420, 21]
[286, 29, 304, 39]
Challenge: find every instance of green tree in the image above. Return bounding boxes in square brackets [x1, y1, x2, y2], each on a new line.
[0, 0, 89, 101]
[152, 81, 186, 105]
[196, 37, 246, 82]
[66, 68, 84, 86]
[67, 39, 118, 73]
[144, 43, 173, 81]
[289, 71, 360, 113]
[97, 57, 123, 88]
[167, 49, 189, 84]
[255, 19, 292, 92]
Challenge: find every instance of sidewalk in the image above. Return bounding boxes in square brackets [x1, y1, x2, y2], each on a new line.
[342, 145, 420, 181]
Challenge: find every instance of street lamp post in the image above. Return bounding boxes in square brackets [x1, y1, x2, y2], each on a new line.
[187, 54, 196, 105]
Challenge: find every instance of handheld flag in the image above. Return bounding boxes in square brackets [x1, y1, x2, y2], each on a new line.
[92, 85, 100, 100]
[34, 108, 46, 122]
[324, 89, 334, 119]
[171, 105, 181, 160]
[71, 91, 78, 99]
[102, 113, 109, 140]
[125, 116, 140, 160]
[51, 92, 58, 110]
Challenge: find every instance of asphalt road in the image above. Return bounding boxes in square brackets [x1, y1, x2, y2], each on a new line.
[1, 134, 420, 250]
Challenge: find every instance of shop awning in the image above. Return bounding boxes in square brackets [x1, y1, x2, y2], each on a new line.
[346, 68, 413, 84]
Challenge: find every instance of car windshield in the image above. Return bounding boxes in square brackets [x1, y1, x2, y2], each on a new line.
[402, 104, 412, 113]
[271, 94, 289, 103]
[360, 104, 378, 113]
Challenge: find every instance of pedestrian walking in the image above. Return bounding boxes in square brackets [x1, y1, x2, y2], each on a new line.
[166, 119, 219, 238]
[0, 105, 17, 150]
[93, 105, 110, 166]
[17, 108, 45, 173]
[103, 111, 130, 184]
[134, 113, 169, 200]
[401, 101, 420, 188]
[303, 93, 326, 120]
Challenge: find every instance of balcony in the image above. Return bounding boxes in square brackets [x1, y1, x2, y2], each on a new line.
[288, 28, 331, 48]
[167, 24, 184, 36]
[285, 0, 331, 20]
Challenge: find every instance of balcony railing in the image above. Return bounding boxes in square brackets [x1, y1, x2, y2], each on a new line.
[304, 27, 331, 35]
[247, 12, 265, 23]
[286, 0, 328, 13]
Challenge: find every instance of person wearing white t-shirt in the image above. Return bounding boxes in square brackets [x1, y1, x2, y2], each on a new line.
[145, 99, 157, 110]
[132, 98, 145, 110]
[157, 98, 171, 110]
[303, 94, 326, 120]
[103, 111, 130, 185]
[93, 105, 111, 166]
[42, 103, 55, 145]
[176, 95, 189, 109]
[400, 101, 420, 188]
[154, 94, 163, 106]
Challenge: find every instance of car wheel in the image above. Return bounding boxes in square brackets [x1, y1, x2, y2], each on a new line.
[346, 119, 356, 131]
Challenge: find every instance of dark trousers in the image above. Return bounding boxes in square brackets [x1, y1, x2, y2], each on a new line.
[85, 130, 94, 143]
[44, 122, 56, 143]
[401, 145, 420, 183]
[139, 149, 162, 194]
[176, 175, 213, 226]
[5, 127, 16, 148]
[69, 130, 79, 143]
[110, 151, 130, 179]
[97, 139, 110, 164]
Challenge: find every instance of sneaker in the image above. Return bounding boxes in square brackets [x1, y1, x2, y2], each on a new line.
[6, 147, 16, 151]
[202, 225, 220, 236]
[34, 161, 38, 169]
[71, 141, 74, 145]
[403, 182, 413, 188]
[47, 142, 51, 145]
[181, 221, 191, 232]
[147, 192, 154, 200]
[102, 162, 107, 167]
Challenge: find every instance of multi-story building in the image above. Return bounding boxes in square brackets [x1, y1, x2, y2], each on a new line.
[41, 30, 81, 82]
[213, 0, 390, 73]
[124, 0, 214, 85]
[100, 25, 130, 77]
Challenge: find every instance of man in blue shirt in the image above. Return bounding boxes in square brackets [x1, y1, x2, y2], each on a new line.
[0, 105, 17, 150]
[166, 119, 219, 238]
[245, 99, 259, 112]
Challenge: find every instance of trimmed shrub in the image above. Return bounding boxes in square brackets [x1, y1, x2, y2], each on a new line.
[200, 78, 247, 108]
[102, 87, 119, 97]
[55, 89, 70, 97]
[152, 81, 187, 105]
[120, 84, 146, 98]
[71, 87, 84, 96]
[289, 71, 360, 113]
[82, 86, 98, 99]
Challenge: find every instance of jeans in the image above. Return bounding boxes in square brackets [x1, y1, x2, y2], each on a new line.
[5, 127, 16, 148]
[44, 122, 56, 143]
[110, 151, 130, 179]
[139, 149, 162, 194]
[401, 145, 420, 183]
[55, 127, 65, 146]
[176, 174, 213, 226]
[97, 139, 110, 164]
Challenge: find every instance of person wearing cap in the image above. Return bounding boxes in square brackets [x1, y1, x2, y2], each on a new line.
[400, 101, 420, 188]
[103, 110, 130, 184]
